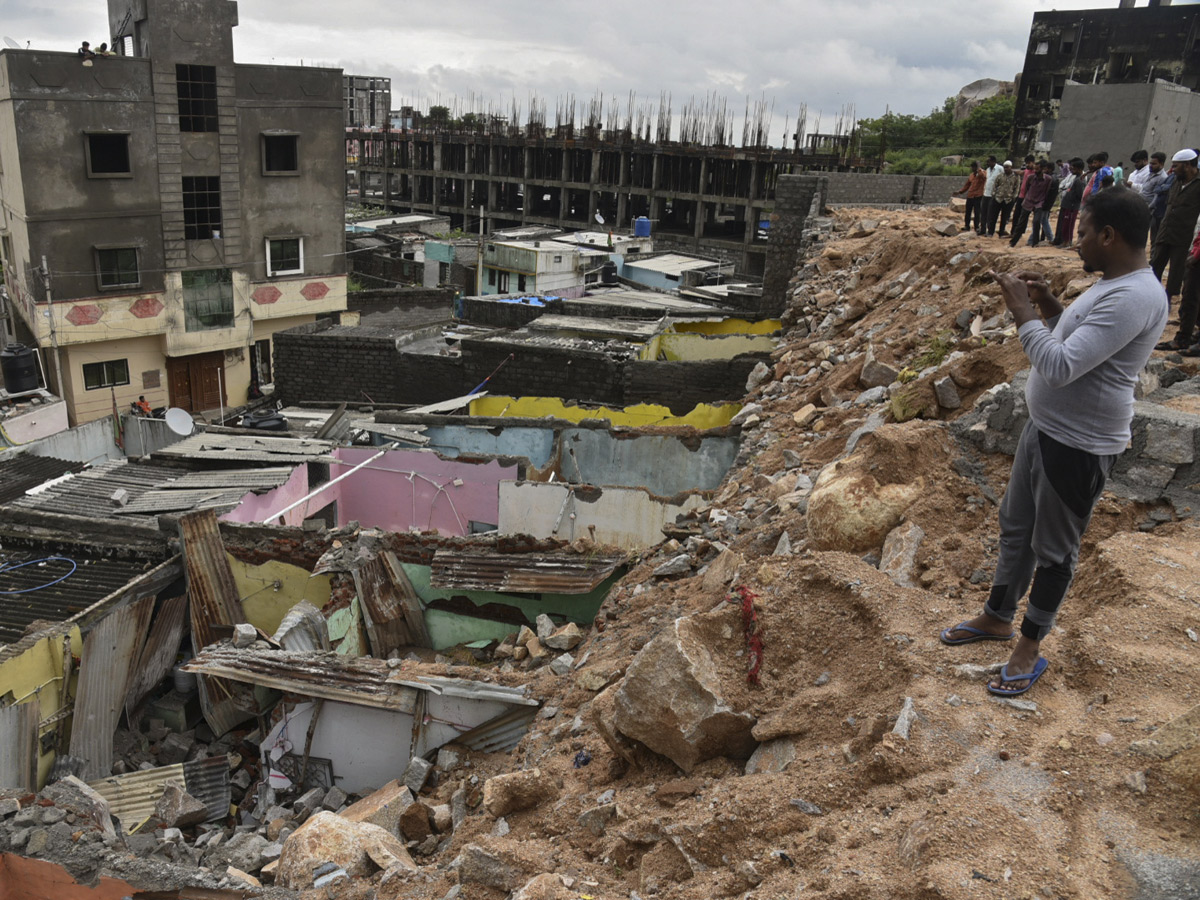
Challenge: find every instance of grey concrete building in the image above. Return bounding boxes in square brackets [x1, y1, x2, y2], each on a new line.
[0, 0, 347, 424]
[1049, 80, 1200, 162]
[344, 75, 391, 129]
[1012, 0, 1200, 157]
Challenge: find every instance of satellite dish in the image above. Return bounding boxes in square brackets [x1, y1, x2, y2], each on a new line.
[165, 407, 195, 436]
[3, 37, 21, 50]
[594, 213, 605, 225]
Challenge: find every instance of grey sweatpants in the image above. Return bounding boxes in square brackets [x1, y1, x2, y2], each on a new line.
[984, 421, 1115, 640]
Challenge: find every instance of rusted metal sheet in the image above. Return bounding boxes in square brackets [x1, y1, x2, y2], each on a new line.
[0, 699, 40, 791]
[272, 601, 330, 652]
[88, 764, 186, 832]
[183, 755, 232, 822]
[429, 549, 625, 594]
[454, 705, 539, 754]
[179, 509, 253, 737]
[69, 595, 155, 781]
[182, 647, 419, 713]
[125, 594, 188, 725]
[353, 552, 431, 656]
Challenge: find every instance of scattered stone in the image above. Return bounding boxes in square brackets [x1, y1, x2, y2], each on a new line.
[653, 554, 693, 578]
[432, 804, 452, 833]
[398, 800, 434, 841]
[934, 376, 962, 409]
[154, 783, 210, 828]
[1097, 732, 1115, 746]
[232, 623, 257, 649]
[293, 786, 326, 816]
[932, 220, 960, 237]
[575, 669, 609, 692]
[700, 548, 743, 592]
[737, 860, 764, 886]
[946, 695, 963, 707]
[535, 613, 556, 642]
[0, 798, 19, 817]
[276, 811, 416, 889]
[992, 697, 1038, 713]
[492, 816, 510, 837]
[322, 786, 348, 811]
[612, 612, 757, 772]
[854, 386, 888, 407]
[793, 404, 819, 427]
[879, 520, 925, 587]
[815, 671, 831, 687]
[860, 345, 899, 389]
[782, 448, 803, 468]
[578, 803, 617, 836]
[226, 866, 261, 888]
[745, 362, 771, 392]
[436, 748, 461, 771]
[1187, 628, 1198, 643]
[790, 798, 824, 816]
[456, 843, 518, 890]
[893, 697, 917, 739]
[482, 768, 555, 817]
[513, 872, 576, 900]
[210, 832, 270, 874]
[39, 807, 66, 825]
[544, 622, 584, 650]
[772, 531, 792, 556]
[157, 732, 195, 765]
[1126, 771, 1148, 794]
[402, 756, 433, 794]
[549, 652, 574, 676]
[745, 738, 797, 775]
[730, 402, 764, 426]
[953, 662, 1005, 681]
[848, 219, 878, 239]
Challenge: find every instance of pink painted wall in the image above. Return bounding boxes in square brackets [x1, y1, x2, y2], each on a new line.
[330, 448, 515, 535]
[220, 464, 311, 526]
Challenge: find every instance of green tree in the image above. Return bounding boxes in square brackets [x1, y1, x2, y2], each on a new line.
[961, 95, 1015, 147]
[427, 105, 451, 128]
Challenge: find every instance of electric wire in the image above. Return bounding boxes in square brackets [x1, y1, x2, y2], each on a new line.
[0, 556, 78, 594]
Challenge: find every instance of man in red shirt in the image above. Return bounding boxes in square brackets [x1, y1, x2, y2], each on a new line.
[954, 160, 986, 233]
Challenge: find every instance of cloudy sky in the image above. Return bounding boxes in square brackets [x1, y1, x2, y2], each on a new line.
[8, 0, 1199, 141]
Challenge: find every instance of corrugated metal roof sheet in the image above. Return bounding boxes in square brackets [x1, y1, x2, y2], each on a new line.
[88, 764, 186, 830]
[6, 459, 187, 523]
[161, 468, 296, 490]
[182, 646, 419, 713]
[183, 755, 232, 822]
[0, 454, 82, 504]
[0, 552, 158, 646]
[180, 509, 254, 737]
[70, 595, 156, 781]
[387, 674, 537, 706]
[455, 704, 538, 754]
[272, 601, 330, 652]
[625, 252, 720, 277]
[0, 699, 40, 791]
[430, 549, 625, 594]
[125, 594, 188, 723]
[153, 434, 336, 465]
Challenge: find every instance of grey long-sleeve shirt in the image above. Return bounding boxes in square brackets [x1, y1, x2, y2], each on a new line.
[1021, 268, 1167, 455]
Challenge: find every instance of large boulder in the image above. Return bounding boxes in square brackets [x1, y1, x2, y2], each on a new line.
[276, 810, 416, 889]
[612, 607, 756, 772]
[154, 783, 209, 828]
[806, 424, 931, 553]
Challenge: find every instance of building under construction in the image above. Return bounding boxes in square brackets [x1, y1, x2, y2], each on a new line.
[346, 96, 874, 276]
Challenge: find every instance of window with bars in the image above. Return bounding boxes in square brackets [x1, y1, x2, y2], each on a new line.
[83, 359, 130, 390]
[176, 64, 218, 132]
[95, 247, 139, 289]
[183, 176, 221, 240]
[182, 268, 234, 331]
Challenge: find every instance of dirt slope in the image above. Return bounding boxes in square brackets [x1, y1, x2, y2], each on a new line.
[365, 207, 1200, 900]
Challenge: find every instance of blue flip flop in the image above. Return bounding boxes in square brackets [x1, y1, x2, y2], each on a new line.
[986, 657, 1049, 697]
[939, 622, 1015, 645]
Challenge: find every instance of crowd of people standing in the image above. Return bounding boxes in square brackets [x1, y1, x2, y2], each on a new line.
[954, 147, 1200, 356]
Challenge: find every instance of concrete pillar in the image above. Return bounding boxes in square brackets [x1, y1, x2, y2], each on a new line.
[588, 149, 601, 224]
[616, 150, 630, 228]
[693, 200, 705, 240]
[431, 139, 443, 214]
[522, 146, 532, 224]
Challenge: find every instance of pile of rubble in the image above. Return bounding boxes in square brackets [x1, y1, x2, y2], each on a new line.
[5, 206, 1199, 900]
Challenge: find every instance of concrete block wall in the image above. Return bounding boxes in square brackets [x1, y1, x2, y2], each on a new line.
[623, 357, 766, 414]
[762, 175, 824, 316]
[819, 173, 966, 208]
[274, 323, 400, 405]
[458, 296, 552, 329]
[461, 340, 626, 407]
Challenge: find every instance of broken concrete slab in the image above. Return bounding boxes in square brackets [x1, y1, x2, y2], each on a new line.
[277, 810, 416, 889]
[612, 610, 757, 772]
[482, 768, 555, 817]
[153, 783, 209, 829]
[341, 779, 414, 835]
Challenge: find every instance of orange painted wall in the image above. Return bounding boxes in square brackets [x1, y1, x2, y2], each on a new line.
[0, 854, 135, 900]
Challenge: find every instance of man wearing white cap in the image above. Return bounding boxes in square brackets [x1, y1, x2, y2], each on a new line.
[1150, 148, 1200, 306]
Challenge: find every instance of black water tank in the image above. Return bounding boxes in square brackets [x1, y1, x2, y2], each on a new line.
[1, 343, 39, 394]
[600, 262, 618, 285]
[242, 407, 289, 431]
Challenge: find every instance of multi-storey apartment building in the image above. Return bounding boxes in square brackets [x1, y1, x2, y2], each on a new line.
[0, 0, 347, 424]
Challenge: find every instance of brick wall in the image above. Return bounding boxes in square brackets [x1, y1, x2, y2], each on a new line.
[274, 322, 400, 405]
[459, 296, 555, 329]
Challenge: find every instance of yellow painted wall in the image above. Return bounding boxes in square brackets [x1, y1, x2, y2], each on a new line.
[61, 335, 169, 426]
[226, 554, 333, 636]
[33, 291, 168, 348]
[469, 395, 741, 428]
[658, 332, 776, 361]
[0, 627, 83, 787]
[247, 273, 348, 322]
[670, 318, 781, 336]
